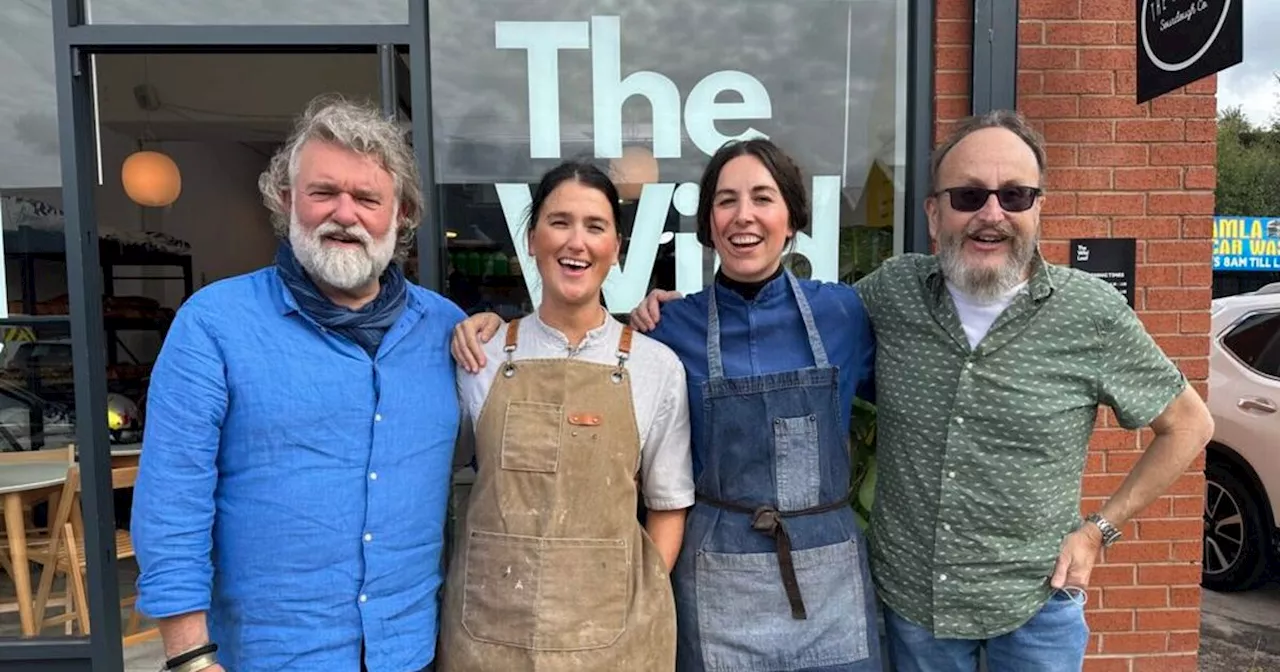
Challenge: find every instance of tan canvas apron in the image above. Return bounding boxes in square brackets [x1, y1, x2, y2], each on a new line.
[438, 318, 677, 672]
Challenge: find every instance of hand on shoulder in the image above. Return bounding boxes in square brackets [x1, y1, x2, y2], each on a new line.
[628, 289, 684, 332]
[451, 312, 505, 373]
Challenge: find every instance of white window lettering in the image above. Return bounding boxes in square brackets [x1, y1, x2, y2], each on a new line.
[591, 16, 682, 159]
[685, 70, 772, 156]
[495, 21, 590, 159]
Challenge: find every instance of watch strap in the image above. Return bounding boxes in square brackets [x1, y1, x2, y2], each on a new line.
[1086, 512, 1122, 547]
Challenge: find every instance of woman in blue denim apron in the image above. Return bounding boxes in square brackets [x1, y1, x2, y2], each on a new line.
[450, 139, 881, 672]
[633, 139, 881, 672]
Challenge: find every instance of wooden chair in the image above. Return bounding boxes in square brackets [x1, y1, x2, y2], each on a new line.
[24, 462, 82, 633]
[0, 445, 75, 625]
[29, 464, 158, 645]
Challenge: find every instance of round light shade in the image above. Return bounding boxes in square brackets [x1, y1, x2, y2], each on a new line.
[609, 146, 659, 201]
[121, 150, 182, 207]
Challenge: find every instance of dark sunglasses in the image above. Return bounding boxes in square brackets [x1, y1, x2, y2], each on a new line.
[935, 186, 1043, 213]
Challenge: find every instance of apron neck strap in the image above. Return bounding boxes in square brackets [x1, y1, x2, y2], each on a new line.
[618, 324, 634, 356]
[706, 270, 829, 380]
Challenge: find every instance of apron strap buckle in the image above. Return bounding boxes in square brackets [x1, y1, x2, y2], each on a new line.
[502, 318, 522, 376]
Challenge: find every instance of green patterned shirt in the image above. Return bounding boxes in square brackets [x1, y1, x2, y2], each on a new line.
[855, 253, 1185, 638]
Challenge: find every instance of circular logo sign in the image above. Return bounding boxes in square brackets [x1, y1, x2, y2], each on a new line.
[1140, 0, 1233, 72]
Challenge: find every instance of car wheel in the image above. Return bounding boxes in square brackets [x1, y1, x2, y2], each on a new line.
[1202, 460, 1271, 592]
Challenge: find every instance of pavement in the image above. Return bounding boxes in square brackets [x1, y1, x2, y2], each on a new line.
[1200, 580, 1280, 671]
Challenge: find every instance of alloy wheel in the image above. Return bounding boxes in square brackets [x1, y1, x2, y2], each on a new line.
[1203, 480, 1246, 576]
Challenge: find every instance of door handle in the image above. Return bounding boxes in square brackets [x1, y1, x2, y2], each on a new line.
[1238, 397, 1278, 414]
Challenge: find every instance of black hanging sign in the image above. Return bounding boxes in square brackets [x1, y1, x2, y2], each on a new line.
[1070, 238, 1137, 308]
[1137, 0, 1243, 104]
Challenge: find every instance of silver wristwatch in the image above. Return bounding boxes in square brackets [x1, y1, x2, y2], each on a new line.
[1085, 513, 1122, 547]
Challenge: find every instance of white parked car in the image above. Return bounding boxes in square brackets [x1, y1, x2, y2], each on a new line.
[1204, 282, 1280, 591]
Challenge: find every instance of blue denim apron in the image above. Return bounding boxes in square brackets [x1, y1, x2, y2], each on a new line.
[672, 272, 880, 672]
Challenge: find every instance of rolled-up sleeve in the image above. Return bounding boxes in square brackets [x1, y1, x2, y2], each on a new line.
[132, 304, 228, 618]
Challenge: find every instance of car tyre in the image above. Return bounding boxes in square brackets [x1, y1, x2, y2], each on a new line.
[1202, 459, 1271, 592]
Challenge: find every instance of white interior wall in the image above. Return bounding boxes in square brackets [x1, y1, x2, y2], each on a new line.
[146, 140, 277, 304]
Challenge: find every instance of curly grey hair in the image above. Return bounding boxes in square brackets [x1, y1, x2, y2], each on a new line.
[258, 94, 422, 261]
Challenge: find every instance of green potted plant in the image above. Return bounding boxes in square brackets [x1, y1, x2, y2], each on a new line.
[849, 397, 877, 530]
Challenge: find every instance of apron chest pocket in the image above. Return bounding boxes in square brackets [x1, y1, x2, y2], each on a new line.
[462, 530, 630, 651]
[773, 414, 821, 510]
[501, 401, 563, 473]
[694, 539, 869, 671]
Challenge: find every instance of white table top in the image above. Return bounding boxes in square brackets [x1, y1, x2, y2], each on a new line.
[0, 463, 69, 496]
[110, 442, 142, 457]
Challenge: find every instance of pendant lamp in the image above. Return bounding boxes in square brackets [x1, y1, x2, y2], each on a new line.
[122, 149, 182, 208]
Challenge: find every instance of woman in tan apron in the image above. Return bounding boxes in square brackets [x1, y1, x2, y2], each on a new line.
[438, 161, 693, 672]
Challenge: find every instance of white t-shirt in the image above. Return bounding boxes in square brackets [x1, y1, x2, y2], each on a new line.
[946, 280, 1029, 349]
[455, 311, 695, 511]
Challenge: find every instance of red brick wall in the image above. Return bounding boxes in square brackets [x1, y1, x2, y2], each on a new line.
[935, 1, 1213, 670]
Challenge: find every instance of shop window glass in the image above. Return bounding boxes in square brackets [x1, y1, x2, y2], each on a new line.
[86, 0, 407, 25]
[429, 0, 909, 316]
[1, 1, 77, 455]
[0, 0, 92, 645]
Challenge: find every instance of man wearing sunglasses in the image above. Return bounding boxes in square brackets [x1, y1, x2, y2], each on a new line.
[857, 110, 1214, 671]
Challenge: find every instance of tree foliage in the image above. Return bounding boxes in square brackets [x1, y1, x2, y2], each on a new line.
[1216, 106, 1280, 216]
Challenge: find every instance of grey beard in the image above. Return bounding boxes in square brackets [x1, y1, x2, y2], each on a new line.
[938, 231, 1038, 302]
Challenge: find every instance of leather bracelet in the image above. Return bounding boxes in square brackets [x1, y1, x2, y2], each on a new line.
[164, 643, 217, 670]
[169, 652, 218, 672]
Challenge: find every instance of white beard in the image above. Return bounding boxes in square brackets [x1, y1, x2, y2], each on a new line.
[289, 207, 397, 291]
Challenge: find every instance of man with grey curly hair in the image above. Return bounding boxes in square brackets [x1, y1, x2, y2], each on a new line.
[133, 95, 463, 672]
[258, 94, 424, 300]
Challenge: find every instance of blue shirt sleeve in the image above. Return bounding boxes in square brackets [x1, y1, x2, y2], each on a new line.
[844, 287, 877, 405]
[132, 302, 229, 619]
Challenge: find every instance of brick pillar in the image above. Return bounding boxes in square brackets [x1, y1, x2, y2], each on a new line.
[935, 0, 974, 142]
[932, 2, 1214, 671]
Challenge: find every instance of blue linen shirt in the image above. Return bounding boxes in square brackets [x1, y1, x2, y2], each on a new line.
[648, 275, 876, 478]
[132, 266, 464, 672]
